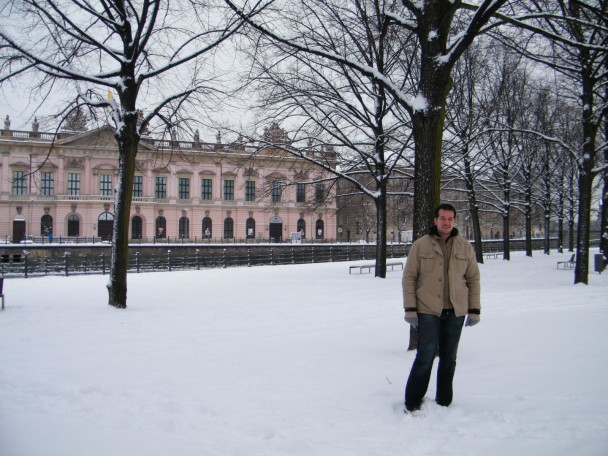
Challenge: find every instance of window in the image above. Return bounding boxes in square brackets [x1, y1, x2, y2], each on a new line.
[224, 179, 234, 201]
[133, 176, 143, 198]
[156, 216, 167, 238]
[246, 218, 255, 239]
[316, 219, 324, 239]
[178, 177, 190, 199]
[297, 219, 306, 238]
[179, 217, 189, 239]
[100, 174, 113, 196]
[245, 180, 256, 202]
[202, 217, 212, 238]
[67, 173, 81, 196]
[98, 212, 114, 241]
[155, 176, 167, 199]
[41, 172, 54, 196]
[296, 183, 306, 203]
[131, 216, 142, 239]
[201, 178, 212, 200]
[315, 184, 326, 203]
[12, 171, 26, 195]
[224, 217, 234, 239]
[41, 215, 53, 236]
[68, 214, 80, 237]
[271, 182, 282, 203]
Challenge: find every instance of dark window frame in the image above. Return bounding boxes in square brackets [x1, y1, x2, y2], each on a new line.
[178, 177, 190, 199]
[155, 176, 167, 199]
[224, 179, 234, 201]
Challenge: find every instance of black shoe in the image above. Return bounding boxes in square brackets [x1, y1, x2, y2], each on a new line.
[435, 400, 451, 407]
[405, 402, 422, 413]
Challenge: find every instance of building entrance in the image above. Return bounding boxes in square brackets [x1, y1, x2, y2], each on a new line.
[269, 215, 283, 243]
[13, 220, 26, 243]
[98, 212, 114, 241]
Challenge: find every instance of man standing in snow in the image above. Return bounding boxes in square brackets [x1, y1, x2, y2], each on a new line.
[402, 203, 480, 412]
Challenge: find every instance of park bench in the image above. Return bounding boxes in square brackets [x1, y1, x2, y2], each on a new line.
[349, 261, 404, 274]
[557, 254, 576, 270]
[0, 277, 4, 310]
[484, 252, 503, 259]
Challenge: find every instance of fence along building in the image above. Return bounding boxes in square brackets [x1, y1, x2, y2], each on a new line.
[0, 118, 337, 243]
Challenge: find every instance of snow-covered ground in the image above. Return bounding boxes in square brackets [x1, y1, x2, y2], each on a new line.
[0, 250, 606, 456]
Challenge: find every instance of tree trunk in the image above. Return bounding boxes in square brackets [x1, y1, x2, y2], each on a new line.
[412, 113, 443, 240]
[410, 2, 455, 240]
[463, 152, 483, 263]
[375, 192, 388, 278]
[525, 195, 533, 257]
[543, 150, 551, 255]
[601, 82, 608, 269]
[107, 112, 139, 308]
[568, 183, 575, 252]
[601, 175, 608, 269]
[574, 167, 592, 284]
[503, 208, 511, 261]
[471, 203, 483, 263]
[557, 180, 564, 252]
[574, 70, 597, 284]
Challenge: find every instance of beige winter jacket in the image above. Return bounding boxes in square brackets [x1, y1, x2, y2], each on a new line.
[402, 231, 480, 318]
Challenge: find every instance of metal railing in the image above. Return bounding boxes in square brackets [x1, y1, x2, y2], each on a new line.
[0, 243, 406, 278]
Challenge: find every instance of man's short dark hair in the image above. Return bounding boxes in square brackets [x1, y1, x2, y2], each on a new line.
[434, 203, 457, 218]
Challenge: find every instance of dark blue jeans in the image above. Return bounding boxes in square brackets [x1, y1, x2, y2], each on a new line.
[405, 311, 465, 409]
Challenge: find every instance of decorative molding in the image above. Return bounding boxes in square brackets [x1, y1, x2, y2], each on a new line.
[65, 158, 84, 170]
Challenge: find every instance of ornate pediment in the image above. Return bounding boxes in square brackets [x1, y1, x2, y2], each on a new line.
[92, 163, 118, 175]
[65, 158, 84, 169]
[40, 161, 58, 170]
[57, 124, 156, 151]
[9, 161, 30, 169]
[266, 171, 286, 181]
[57, 124, 117, 148]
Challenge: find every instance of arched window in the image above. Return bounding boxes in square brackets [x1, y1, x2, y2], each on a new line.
[179, 217, 190, 239]
[202, 217, 212, 238]
[315, 219, 324, 240]
[131, 216, 143, 239]
[156, 216, 167, 238]
[297, 219, 306, 239]
[67, 214, 80, 237]
[246, 218, 255, 239]
[224, 217, 234, 239]
[41, 214, 53, 236]
[98, 212, 114, 241]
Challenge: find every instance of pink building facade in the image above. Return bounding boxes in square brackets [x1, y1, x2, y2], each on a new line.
[0, 123, 337, 243]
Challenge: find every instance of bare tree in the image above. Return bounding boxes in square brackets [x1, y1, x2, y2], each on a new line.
[0, 0, 254, 307]
[476, 49, 532, 261]
[443, 41, 497, 263]
[494, 0, 608, 282]
[238, 0, 415, 277]
[224, 0, 510, 241]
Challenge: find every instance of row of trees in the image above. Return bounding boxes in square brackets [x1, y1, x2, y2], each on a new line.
[1, 0, 606, 308]
[227, 0, 606, 280]
[443, 41, 584, 263]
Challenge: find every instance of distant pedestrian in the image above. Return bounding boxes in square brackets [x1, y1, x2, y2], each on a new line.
[402, 203, 480, 412]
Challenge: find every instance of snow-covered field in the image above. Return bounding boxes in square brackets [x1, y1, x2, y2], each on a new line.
[0, 250, 606, 456]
